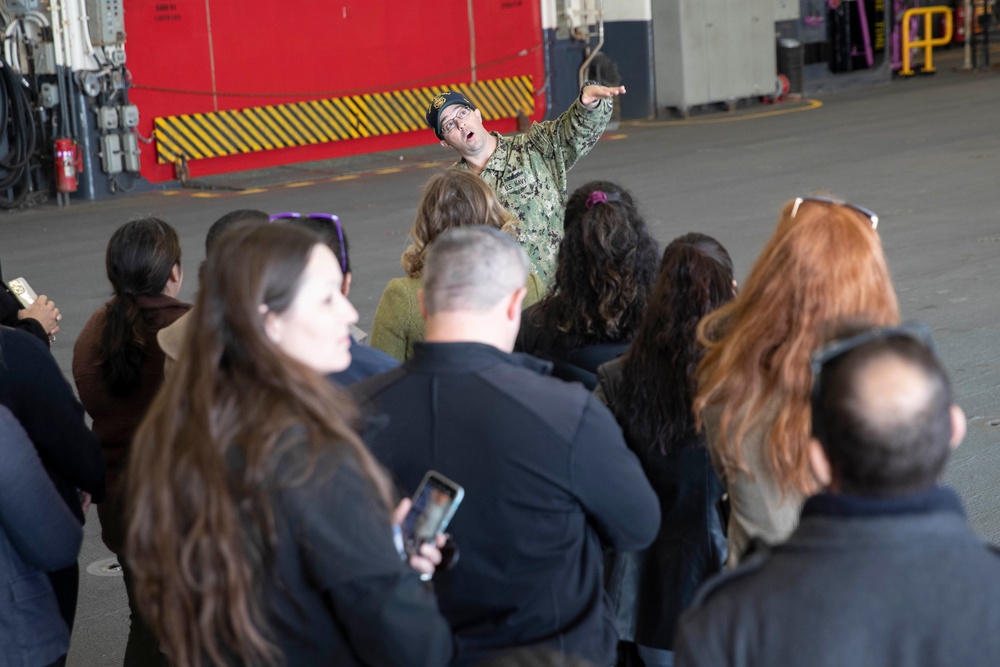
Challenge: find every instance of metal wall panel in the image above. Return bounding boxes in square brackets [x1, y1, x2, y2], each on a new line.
[124, 0, 546, 182]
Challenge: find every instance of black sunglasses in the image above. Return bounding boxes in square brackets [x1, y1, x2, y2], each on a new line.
[811, 321, 936, 379]
[791, 196, 879, 230]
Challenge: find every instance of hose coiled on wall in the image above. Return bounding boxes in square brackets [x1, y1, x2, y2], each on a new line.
[0, 55, 38, 207]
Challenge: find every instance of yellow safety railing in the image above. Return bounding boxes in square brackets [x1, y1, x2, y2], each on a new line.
[900, 6, 954, 75]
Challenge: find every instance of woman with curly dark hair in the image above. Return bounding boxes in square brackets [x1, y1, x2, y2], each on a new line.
[595, 233, 734, 667]
[515, 180, 658, 388]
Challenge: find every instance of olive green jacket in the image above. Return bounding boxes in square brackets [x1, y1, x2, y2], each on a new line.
[369, 273, 545, 362]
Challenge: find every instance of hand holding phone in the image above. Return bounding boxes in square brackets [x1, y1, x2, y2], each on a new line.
[400, 471, 464, 559]
[7, 277, 37, 307]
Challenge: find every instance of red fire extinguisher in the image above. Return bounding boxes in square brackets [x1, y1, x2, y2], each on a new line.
[54, 138, 81, 193]
[955, 3, 966, 44]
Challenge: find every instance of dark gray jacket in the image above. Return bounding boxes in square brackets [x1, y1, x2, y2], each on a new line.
[0, 405, 82, 667]
[352, 342, 660, 667]
[675, 487, 1000, 667]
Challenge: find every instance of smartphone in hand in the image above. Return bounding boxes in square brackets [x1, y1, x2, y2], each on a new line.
[401, 470, 464, 557]
[7, 277, 37, 308]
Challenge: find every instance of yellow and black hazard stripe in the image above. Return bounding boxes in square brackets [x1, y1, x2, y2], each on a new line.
[154, 76, 535, 164]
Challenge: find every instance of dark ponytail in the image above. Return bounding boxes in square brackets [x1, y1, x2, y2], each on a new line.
[99, 217, 181, 395]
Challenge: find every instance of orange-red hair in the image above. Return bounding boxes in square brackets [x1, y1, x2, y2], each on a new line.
[694, 198, 900, 494]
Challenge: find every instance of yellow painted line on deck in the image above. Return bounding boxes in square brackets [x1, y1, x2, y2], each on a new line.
[158, 158, 452, 198]
[642, 99, 823, 126]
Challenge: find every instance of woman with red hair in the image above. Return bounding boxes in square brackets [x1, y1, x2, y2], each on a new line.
[694, 196, 899, 566]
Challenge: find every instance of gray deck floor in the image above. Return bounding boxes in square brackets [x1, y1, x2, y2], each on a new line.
[1, 48, 997, 665]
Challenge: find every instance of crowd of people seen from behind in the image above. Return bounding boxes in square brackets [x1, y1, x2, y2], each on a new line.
[2, 84, 999, 667]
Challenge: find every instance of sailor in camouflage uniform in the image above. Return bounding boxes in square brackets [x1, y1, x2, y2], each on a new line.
[426, 84, 624, 284]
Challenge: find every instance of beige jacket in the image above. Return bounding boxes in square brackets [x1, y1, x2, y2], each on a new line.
[702, 398, 805, 567]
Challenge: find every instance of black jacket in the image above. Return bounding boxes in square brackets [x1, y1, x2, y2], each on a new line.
[515, 304, 629, 390]
[352, 342, 660, 667]
[595, 357, 726, 650]
[260, 433, 453, 666]
[0, 269, 47, 346]
[0, 327, 105, 522]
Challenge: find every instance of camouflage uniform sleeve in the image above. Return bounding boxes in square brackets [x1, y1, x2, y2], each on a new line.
[524, 96, 613, 173]
[489, 97, 613, 287]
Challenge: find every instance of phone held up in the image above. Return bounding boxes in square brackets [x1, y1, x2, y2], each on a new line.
[395, 470, 464, 563]
[6, 277, 37, 308]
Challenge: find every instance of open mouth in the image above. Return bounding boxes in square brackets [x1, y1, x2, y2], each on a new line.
[465, 131, 474, 141]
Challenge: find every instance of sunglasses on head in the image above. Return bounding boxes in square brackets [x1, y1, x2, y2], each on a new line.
[269, 212, 347, 274]
[791, 196, 879, 230]
[811, 321, 936, 380]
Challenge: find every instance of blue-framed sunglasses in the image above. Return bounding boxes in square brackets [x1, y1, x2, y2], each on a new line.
[791, 196, 879, 230]
[269, 212, 347, 274]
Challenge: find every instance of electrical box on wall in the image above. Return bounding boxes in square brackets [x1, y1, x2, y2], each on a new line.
[119, 104, 139, 128]
[101, 134, 123, 174]
[6, 0, 42, 15]
[122, 132, 140, 172]
[98, 106, 120, 130]
[86, 0, 126, 45]
[39, 83, 59, 108]
[33, 42, 57, 75]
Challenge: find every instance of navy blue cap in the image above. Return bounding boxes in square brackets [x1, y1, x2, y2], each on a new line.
[426, 91, 475, 140]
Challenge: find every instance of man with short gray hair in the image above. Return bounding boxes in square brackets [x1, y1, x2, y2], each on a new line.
[420, 226, 530, 326]
[352, 226, 659, 667]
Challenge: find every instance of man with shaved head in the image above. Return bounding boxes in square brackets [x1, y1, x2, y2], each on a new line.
[675, 322, 1000, 667]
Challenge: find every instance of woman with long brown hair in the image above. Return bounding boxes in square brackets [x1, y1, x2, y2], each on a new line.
[596, 233, 733, 666]
[125, 223, 452, 666]
[370, 168, 544, 361]
[693, 196, 899, 566]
